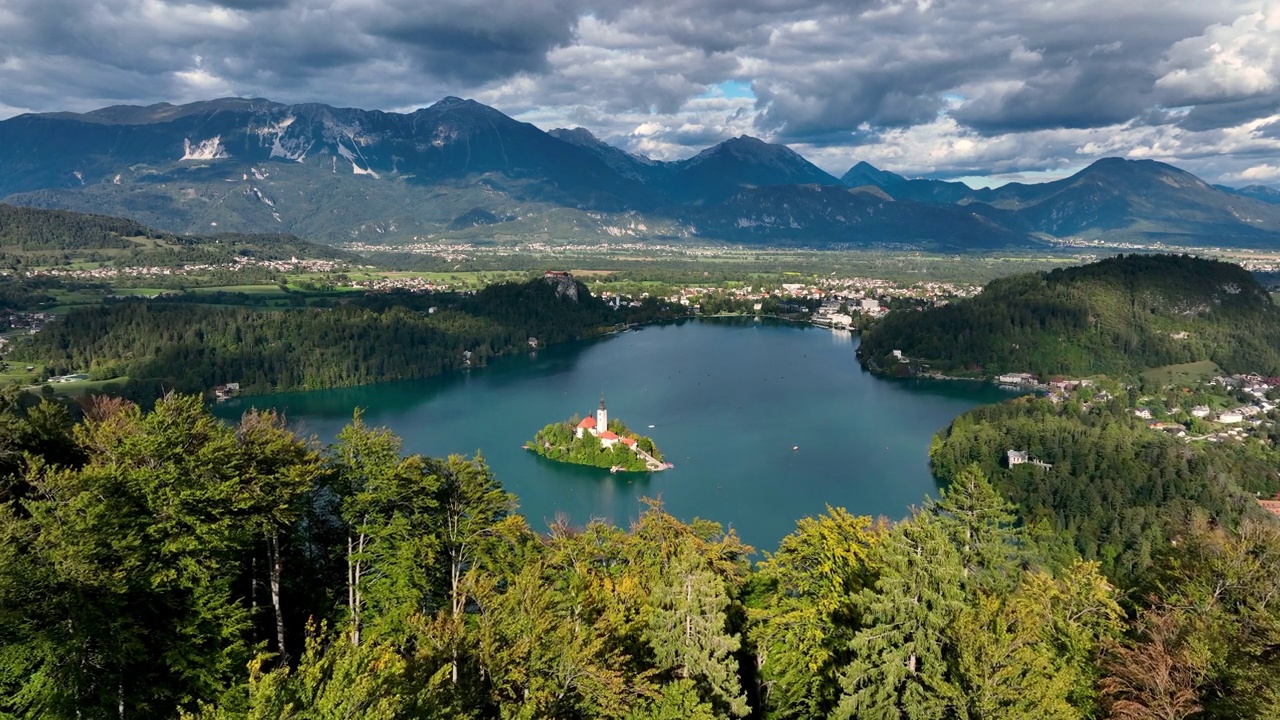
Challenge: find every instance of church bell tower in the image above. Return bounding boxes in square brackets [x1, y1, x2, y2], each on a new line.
[596, 393, 608, 432]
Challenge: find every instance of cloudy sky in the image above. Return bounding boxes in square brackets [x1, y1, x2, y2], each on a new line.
[2, 0, 1279, 187]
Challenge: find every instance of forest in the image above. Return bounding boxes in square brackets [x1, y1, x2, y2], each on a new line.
[0, 388, 1276, 720]
[7, 277, 683, 396]
[928, 393, 1280, 584]
[859, 254, 1280, 378]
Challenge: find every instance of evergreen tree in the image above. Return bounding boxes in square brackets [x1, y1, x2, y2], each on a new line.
[835, 512, 966, 720]
[952, 593, 1078, 720]
[645, 544, 750, 718]
[749, 507, 883, 719]
[929, 464, 1021, 594]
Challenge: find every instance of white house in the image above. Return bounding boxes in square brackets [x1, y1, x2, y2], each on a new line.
[1007, 449, 1051, 470]
[997, 373, 1036, 385]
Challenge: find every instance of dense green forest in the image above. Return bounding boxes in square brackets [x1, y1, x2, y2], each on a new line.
[860, 254, 1280, 378]
[0, 390, 1276, 719]
[7, 277, 682, 395]
[929, 393, 1280, 584]
[528, 417, 664, 471]
[0, 276, 73, 311]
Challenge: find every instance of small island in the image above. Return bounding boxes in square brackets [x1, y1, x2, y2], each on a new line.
[527, 395, 670, 472]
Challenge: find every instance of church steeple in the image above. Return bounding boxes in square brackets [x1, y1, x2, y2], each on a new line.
[596, 393, 608, 432]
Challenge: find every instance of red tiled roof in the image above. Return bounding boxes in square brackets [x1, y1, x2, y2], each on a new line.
[599, 430, 619, 440]
[621, 437, 637, 446]
[577, 417, 596, 429]
[1260, 499, 1280, 518]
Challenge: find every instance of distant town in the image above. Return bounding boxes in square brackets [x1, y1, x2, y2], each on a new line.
[3, 256, 353, 283]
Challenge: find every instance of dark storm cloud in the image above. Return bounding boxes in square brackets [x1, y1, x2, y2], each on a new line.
[1179, 95, 1280, 132]
[198, 0, 293, 8]
[364, 0, 586, 82]
[0, 0, 1278, 183]
[949, 62, 1157, 134]
[0, 0, 587, 112]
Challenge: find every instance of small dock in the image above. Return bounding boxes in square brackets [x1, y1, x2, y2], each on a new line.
[633, 446, 668, 471]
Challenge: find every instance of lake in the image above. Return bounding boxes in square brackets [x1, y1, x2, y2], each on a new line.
[215, 318, 1019, 553]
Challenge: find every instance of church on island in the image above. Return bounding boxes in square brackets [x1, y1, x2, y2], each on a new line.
[574, 395, 638, 451]
[528, 394, 667, 472]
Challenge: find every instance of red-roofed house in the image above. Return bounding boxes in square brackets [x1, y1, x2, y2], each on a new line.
[598, 430, 620, 448]
[575, 415, 597, 438]
[620, 437, 637, 447]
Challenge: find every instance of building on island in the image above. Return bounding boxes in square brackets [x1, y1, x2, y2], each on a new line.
[576, 394, 614, 445]
[574, 396, 644, 451]
[567, 394, 667, 470]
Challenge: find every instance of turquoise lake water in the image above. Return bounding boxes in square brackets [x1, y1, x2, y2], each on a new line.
[215, 318, 1018, 552]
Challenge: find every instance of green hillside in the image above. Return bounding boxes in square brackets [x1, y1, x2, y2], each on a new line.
[6, 276, 676, 395]
[0, 203, 355, 267]
[859, 253, 1280, 378]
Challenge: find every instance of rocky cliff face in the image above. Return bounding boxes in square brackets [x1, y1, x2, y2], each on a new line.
[543, 274, 581, 302]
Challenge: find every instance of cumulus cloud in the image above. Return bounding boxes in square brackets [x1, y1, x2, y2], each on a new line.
[1225, 162, 1280, 182]
[1, 0, 1279, 184]
[1156, 4, 1280, 105]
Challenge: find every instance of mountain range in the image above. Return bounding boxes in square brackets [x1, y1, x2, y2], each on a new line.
[2, 96, 1280, 250]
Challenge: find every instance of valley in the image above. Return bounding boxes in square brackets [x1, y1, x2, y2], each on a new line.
[3, 156, 1280, 720]
[8, 0, 1280, 712]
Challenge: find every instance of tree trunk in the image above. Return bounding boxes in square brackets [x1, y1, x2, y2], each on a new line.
[451, 547, 461, 684]
[269, 534, 286, 661]
[347, 533, 364, 647]
[682, 575, 693, 679]
[250, 554, 258, 645]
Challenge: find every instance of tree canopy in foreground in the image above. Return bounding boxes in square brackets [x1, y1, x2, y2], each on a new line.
[0, 390, 1276, 719]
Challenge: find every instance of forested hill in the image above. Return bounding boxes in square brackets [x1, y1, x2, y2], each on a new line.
[859, 253, 1280, 378]
[930, 394, 1280, 583]
[0, 203, 354, 265]
[8, 276, 676, 395]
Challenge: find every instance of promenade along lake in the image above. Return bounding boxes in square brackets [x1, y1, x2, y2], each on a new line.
[215, 318, 1019, 553]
